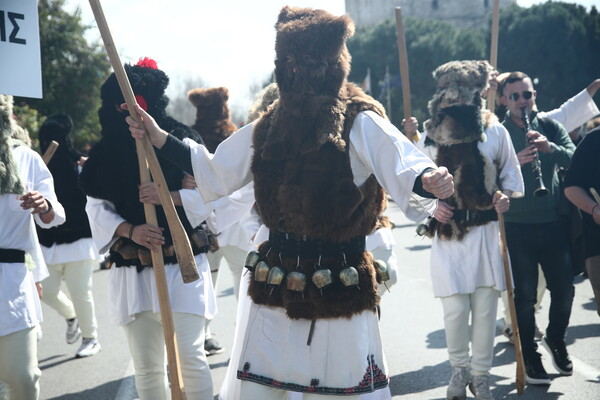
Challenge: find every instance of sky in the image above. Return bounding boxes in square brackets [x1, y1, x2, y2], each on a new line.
[65, 0, 597, 114]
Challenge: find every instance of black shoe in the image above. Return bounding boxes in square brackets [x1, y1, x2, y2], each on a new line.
[204, 337, 224, 356]
[524, 353, 551, 385]
[542, 335, 573, 376]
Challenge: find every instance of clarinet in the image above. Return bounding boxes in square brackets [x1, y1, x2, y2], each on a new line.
[521, 106, 549, 197]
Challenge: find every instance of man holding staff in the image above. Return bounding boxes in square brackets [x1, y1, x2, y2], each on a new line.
[125, 7, 453, 399]
[80, 59, 216, 400]
[415, 60, 523, 400]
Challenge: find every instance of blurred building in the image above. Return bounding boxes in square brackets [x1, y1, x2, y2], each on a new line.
[345, 0, 517, 28]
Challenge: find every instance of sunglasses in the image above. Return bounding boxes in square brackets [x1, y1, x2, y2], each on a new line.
[509, 91, 533, 101]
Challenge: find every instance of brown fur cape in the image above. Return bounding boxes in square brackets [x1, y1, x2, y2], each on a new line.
[247, 7, 389, 320]
[188, 87, 237, 153]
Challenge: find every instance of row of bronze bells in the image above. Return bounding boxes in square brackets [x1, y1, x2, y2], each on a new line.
[244, 251, 390, 293]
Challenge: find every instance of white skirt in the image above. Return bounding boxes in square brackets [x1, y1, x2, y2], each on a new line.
[236, 302, 389, 395]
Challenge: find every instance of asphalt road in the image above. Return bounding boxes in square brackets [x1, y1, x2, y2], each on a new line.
[36, 200, 600, 399]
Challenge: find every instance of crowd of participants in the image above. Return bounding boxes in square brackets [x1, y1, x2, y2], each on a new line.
[1, 6, 599, 400]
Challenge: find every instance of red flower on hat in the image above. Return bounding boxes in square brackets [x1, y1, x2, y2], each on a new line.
[136, 57, 158, 70]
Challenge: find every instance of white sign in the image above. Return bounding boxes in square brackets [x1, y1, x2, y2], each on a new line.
[0, 0, 42, 98]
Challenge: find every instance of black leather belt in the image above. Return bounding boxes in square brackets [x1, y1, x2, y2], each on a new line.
[452, 209, 498, 223]
[268, 231, 366, 259]
[0, 249, 26, 263]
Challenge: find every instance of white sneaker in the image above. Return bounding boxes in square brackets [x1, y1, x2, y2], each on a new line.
[76, 338, 101, 358]
[66, 318, 81, 344]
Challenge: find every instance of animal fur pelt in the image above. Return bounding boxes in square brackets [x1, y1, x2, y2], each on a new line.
[37, 114, 91, 246]
[247, 82, 279, 123]
[188, 87, 237, 153]
[424, 60, 499, 240]
[79, 59, 203, 249]
[0, 95, 24, 195]
[246, 7, 392, 319]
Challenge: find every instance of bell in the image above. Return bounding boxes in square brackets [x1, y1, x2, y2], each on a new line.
[415, 223, 429, 237]
[339, 266, 360, 287]
[373, 260, 390, 282]
[244, 251, 260, 272]
[286, 271, 307, 292]
[254, 261, 270, 282]
[312, 269, 333, 289]
[267, 266, 285, 285]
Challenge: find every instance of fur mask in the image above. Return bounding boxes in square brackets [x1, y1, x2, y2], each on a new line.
[274, 6, 354, 96]
[425, 60, 493, 145]
[187, 87, 237, 153]
[0, 94, 24, 195]
[39, 114, 80, 162]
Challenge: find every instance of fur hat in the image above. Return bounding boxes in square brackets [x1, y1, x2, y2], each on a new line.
[425, 60, 494, 145]
[187, 87, 237, 153]
[0, 94, 24, 194]
[80, 58, 202, 247]
[428, 60, 493, 112]
[247, 82, 279, 122]
[274, 6, 354, 95]
[39, 113, 79, 159]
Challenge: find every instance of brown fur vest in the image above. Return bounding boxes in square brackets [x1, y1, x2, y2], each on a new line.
[426, 107, 499, 240]
[249, 82, 387, 319]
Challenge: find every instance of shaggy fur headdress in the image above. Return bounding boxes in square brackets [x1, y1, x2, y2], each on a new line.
[247, 82, 279, 123]
[274, 6, 354, 96]
[187, 87, 237, 153]
[425, 60, 493, 146]
[39, 114, 80, 161]
[0, 94, 24, 195]
[80, 58, 202, 245]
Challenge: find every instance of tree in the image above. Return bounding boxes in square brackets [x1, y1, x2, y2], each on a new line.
[14, 0, 110, 151]
[347, 2, 600, 129]
[348, 18, 486, 128]
[497, 2, 600, 112]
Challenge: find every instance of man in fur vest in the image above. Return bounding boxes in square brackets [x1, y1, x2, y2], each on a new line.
[415, 60, 524, 400]
[125, 7, 453, 399]
[80, 58, 216, 400]
[37, 114, 102, 358]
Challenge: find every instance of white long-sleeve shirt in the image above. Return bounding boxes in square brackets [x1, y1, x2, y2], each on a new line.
[190, 110, 438, 224]
[0, 146, 66, 336]
[539, 88, 599, 133]
[85, 189, 217, 325]
[416, 121, 524, 297]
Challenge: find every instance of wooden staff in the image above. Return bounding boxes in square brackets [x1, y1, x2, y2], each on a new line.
[87, 3, 198, 284]
[488, 2, 525, 393]
[88, 1, 190, 398]
[487, 0, 500, 110]
[394, 7, 419, 143]
[42, 140, 59, 164]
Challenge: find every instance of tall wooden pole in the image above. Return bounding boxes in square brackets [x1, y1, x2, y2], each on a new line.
[394, 7, 419, 143]
[88, 1, 189, 398]
[487, 0, 500, 110]
[88, 1, 199, 284]
[42, 141, 59, 165]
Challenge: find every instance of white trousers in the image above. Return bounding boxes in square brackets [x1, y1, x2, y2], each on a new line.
[207, 245, 248, 300]
[0, 326, 40, 400]
[124, 311, 213, 400]
[240, 381, 361, 400]
[42, 259, 98, 338]
[440, 287, 499, 375]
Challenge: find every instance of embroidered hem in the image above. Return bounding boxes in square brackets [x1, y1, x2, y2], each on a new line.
[237, 354, 389, 395]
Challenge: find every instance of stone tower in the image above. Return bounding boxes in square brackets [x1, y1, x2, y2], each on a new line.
[345, 0, 517, 29]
